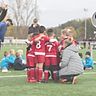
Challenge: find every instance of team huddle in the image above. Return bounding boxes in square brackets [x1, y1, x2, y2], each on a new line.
[26, 26, 60, 83]
[26, 23, 83, 84]
[0, 2, 83, 84]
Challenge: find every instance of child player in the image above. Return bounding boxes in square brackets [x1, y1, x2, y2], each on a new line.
[26, 26, 46, 83]
[43, 29, 59, 83]
[34, 26, 49, 82]
[26, 35, 37, 83]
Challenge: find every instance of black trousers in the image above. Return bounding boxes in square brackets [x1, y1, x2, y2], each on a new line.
[0, 40, 1, 49]
[56, 71, 79, 82]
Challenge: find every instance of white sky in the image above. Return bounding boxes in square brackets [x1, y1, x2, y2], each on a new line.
[1, 0, 96, 27]
[38, 0, 96, 27]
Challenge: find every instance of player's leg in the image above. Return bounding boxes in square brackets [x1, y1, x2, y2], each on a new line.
[37, 55, 45, 82]
[59, 75, 79, 84]
[35, 55, 39, 82]
[42, 57, 50, 82]
[51, 57, 58, 81]
[26, 53, 36, 83]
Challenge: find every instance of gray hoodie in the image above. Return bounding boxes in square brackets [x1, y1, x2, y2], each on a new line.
[59, 44, 84, 76]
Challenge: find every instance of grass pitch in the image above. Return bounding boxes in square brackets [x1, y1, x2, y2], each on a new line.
[0, 68, 96, 96]
[0, 44, 96, 96]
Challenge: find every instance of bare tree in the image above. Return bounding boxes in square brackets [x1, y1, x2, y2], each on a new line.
[9, 0, 39, 26]
[7, 0, 39, 38]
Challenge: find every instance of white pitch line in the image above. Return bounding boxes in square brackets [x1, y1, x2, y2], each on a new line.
[0, 72, 96, 78]
[83, 72, 96, 75]
[0, 75, 26, 78]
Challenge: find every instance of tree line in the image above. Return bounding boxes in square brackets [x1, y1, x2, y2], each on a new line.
[5, 0, 96, 40]
[6, 18, 96, 40]
[53, 18, 96, 40]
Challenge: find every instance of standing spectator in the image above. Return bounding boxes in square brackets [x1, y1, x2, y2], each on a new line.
[0, 3, 8, 22]
[57, 27, 84, 84]
[83, 41, 86, 49]
[88, 42, 91, 49]
[0, 19, 13, 49]
[84, 51, 94, 70]
[28, 18, 40, 36]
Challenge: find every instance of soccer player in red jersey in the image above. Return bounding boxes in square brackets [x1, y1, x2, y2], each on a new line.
[34, 26, 49, 82]
[26, 35, 37, 83]
[43, 29, 59, 82]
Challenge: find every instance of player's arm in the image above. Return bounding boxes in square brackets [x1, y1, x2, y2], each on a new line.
[0, 3, 8, 22]
[58, 43, 62, 52]
[33, 34, 45, 42]
[26, 36, 33, 51]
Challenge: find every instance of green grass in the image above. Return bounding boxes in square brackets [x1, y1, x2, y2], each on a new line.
[0, 67, 96, 96]
[1, 44, 96, 60]
[79, 48, 96, 61]
[0, 44, 27, 60]
[0, 44, 96, 96]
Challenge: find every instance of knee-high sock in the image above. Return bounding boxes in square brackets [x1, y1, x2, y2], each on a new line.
[35, 68, 39, 81]
[30, 68, 35, 80]
[44, 70, 49, 81]
[27, 69, 31, 81]
[53, 71, 57, 80]
[38, 68, 43, 82]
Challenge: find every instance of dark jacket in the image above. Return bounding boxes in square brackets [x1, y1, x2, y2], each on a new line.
[28, 24, 40, 35]
[13, 57, 26, 70]
[0, 22, 7, 42]
[0, 7, 7, 22]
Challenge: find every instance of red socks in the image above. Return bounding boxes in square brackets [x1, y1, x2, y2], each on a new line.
[35, 68, 39, 81]
[27, 68, 37, 83]
[53, 71, 57, 80]
[38, 69, 43, 82]
[30, 68, 35, 80]
[35, 68, 43, 82]
[44, 70, 49, 81]
[27, 69, 31, 81]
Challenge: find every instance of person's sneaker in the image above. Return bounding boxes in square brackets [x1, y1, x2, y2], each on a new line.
[37, 81, 41, 83]
[2, 67, 8, 72]
[59, 79, 67, 84]
[28, 79, 37, 83]
[41, 80, 48, 83]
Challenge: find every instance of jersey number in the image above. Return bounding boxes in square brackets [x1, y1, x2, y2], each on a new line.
[36, 41, 41, 49]
[47, 45, 52, 52]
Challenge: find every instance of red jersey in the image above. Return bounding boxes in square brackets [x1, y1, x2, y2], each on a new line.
[58, 39, 65, 53]
[45, 39, 59, 57]
[27, 37, 36, 54]
[34, 35, 49, 55]
[58, 39, 77, 53]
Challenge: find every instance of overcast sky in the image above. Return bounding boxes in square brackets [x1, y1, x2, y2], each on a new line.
[38, 0, 96, 27]
[1, 0, 96, 27]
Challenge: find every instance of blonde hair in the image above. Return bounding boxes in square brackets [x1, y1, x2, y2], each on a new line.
[17, 49, 23, 56]
[61, 26, 77, 38]
[10, 49, 15, 55]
